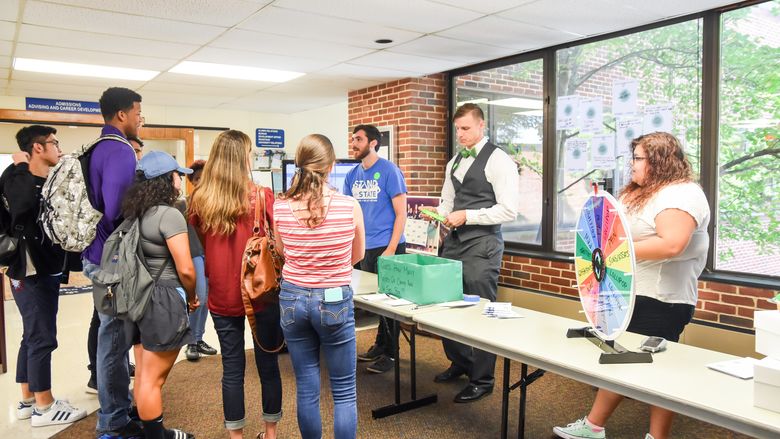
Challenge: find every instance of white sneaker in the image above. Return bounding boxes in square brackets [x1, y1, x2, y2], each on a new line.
[553, 417, 606, 439]
[30, 399, 87, 427]
[16, 400, 34, 420]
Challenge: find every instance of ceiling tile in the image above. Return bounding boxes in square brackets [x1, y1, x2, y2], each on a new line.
[0, 1, 19, 22]
[150, 72, 278, 91]
[0, 20, 15, 40]
[498, 0, 658, 36]
[187, 47, 332, 72]
[138, 90, 236, 109]
[14, 43, 177, 71]
[138, 81, 250, 98]
[348, 51, 463, 76]
[317, 63, 416, 82]
[18, 25, 198, 59]
[9, 71, 150, 94]
[8, 78, 119, 98]
[391, 35, 518, 64]
[427, 0, 537, 14]
[436, 16, 577, 51]
[41, 0, 269, 27]
[210, 29, 373, 63]
[222, 91, 343, 114]
[273, 0, 482, 33]
[0, 55, 10, 69]
[23, 1, 225, 45]
[269, 74, 383, 94]
[238, 6, 422, 49]
[0, 40, 11, 56]
[615, 0, 738, 19]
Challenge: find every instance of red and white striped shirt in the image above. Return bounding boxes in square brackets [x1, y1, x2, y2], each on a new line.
[273, 193, 355, 288]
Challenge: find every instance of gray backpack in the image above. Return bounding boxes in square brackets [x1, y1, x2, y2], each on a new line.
[92, 217, 169, 322]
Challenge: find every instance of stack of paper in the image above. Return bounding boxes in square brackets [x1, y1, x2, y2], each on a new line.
[483, 302, 523, 319]
[706, 357, 759, 379]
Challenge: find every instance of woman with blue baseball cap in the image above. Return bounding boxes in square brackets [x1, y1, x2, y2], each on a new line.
[122, 150, 199, 439]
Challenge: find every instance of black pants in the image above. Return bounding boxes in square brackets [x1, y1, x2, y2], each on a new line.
[360, 243, 406, 358]
[211, 307, 284, 429]
[440, 232, 503, 390]
[12, 274, 61, 392]
[88, 307, 99, 380]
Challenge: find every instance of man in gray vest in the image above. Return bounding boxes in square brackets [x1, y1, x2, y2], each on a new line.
[426, 103, 520, 403]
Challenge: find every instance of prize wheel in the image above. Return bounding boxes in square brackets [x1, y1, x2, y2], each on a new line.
[573, 189, 636, 341]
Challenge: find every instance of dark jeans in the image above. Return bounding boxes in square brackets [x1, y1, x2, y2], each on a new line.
[211, 308, 283, 430]
[360, 243, 405, 358]
[12, 275, 61, 392]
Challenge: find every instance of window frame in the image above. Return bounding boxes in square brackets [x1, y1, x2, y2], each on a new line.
[446, 0, 780, 289]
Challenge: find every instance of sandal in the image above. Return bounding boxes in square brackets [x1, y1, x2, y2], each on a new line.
[256, 433, 265, 439]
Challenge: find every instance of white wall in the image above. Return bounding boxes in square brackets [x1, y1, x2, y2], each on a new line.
[0, 95, 349, 159]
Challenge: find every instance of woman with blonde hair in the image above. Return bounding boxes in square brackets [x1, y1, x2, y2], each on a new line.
[273, 134, 365, 439]
[554, 132, 710, 439]
[189, 130, 283, 439]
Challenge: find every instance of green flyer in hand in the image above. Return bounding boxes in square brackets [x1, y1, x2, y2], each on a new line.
[420, 208, 446, 222]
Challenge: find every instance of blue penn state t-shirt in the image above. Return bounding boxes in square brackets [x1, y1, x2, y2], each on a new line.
[343, 158, 407, 250]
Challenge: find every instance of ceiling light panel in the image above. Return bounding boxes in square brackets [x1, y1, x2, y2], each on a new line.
[169, 61, 304, 83]
[273, 0, 482, 33]
[13, 58, 159, 81]
[238, 6, 421, 48]
[18, 25, 198, 60]
[210, 29, 373, 63]
[23, 1, 225, 45]
[41, 0, 270, 27]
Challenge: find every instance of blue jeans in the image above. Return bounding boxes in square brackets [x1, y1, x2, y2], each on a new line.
[188, 256, 209, 342]
[84, 259, 133, 432]
[279, 280, 357, 439]
[11, 275, 61, 392]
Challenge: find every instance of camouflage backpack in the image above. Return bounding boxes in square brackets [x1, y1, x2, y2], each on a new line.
[40, 135, 131, 252]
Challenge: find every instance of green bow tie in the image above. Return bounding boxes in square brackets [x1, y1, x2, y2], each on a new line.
[459, 148, 477, 159]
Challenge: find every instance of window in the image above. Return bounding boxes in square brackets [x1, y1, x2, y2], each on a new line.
[452, 58, 545, 245]
[554, 20, 703, 252]
[717, 2, 780, 276]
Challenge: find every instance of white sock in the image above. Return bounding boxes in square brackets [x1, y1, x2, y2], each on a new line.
[35, 401, 54, 413]
[585, 417, 604, 432]
[21, 397, 35, 404]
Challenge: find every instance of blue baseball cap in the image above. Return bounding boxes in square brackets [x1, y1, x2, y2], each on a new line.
[137, 150, 193, 179]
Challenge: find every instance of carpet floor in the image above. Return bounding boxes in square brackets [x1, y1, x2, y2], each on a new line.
[54, 328, 752, 439]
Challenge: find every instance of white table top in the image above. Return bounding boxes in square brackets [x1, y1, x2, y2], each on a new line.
[413, 304, 780, 439]
[351, 269, 379, 295]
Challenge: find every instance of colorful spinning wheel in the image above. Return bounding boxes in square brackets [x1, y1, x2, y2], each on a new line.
[573, 189, 636, 341]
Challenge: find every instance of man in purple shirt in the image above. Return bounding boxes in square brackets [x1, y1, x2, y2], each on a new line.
[83, 87, 144, 439]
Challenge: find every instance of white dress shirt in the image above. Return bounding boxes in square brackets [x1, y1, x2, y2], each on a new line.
[438, 137, 520, 225]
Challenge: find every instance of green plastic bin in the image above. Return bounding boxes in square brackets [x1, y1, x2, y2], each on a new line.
[377, 254, 463, 305]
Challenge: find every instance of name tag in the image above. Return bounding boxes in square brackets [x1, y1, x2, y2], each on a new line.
[324, 287, 344, 303]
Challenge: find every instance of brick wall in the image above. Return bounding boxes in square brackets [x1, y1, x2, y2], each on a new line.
[348, 74, 449, 196]
[347, 76, 778, 332]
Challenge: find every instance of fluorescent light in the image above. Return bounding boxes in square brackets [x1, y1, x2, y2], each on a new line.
[13, 57, 159, 81]
[487, 97, 543, 109]
[169, 61, 304, 82]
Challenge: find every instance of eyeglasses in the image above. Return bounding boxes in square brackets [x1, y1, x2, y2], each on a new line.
[631, 155, 647, 162]
[42, 140, 61, 150]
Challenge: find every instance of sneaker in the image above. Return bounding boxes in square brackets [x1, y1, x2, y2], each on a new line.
[358, 343, 384, 362]
[129, 362, 135, 378]
[553, 417, 605, 439]
[196, 340, 217, 356]
[185, 344, 200, 361]
[86, 376, 98, 394]
[366, 355, 395, 374]
[31, 399, 87, 427]
[97, 419, 144, 439]
[167, 428, 194, 439]
[645, 435, 655, 439]
[16, 400, 34, 420]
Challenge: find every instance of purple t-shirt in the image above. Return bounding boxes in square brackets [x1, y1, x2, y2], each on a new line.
[82, 125, 137, 264]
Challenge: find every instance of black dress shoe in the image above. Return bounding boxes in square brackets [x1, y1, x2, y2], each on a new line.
[453, 384, 493, 403]
[434, 366, 466, 383]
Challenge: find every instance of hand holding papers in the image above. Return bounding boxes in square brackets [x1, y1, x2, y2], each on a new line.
[483, 302, 523, 319]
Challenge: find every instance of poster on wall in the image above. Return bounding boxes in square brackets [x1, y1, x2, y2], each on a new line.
[376, 125, 396, 162]
[616, 117, 643, 156]
[405, 196, 442, 256]
[564, 138, 589, 172]
[643, 103, 674, 134]
[591, 134, 616, 170]
[611, 79, 639, 117]
[556, 95, 579, 130]
[579, 97, 604, 134]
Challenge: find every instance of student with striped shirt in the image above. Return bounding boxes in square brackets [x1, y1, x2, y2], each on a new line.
[273, 134, 365, 439]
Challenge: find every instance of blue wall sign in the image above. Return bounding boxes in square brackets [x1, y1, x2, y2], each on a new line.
[26, 97, 101, 114]
[255, 128, 285, 148]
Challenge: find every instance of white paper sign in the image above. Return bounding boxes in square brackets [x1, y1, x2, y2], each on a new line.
[556, 95, 579, 130]
[565, 138, 588, 172]
[591, 134, 616, 170]
[643, 103, 674, 134]
[612, 79, 639, 117]
[616, 117, 643, 157]
[579, 97, 603, 134]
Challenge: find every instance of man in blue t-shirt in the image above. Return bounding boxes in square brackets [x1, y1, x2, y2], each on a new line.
[344, 124, 407, 374]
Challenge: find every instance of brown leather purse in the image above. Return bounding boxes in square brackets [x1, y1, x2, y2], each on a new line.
[241, 185, 285, 352]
